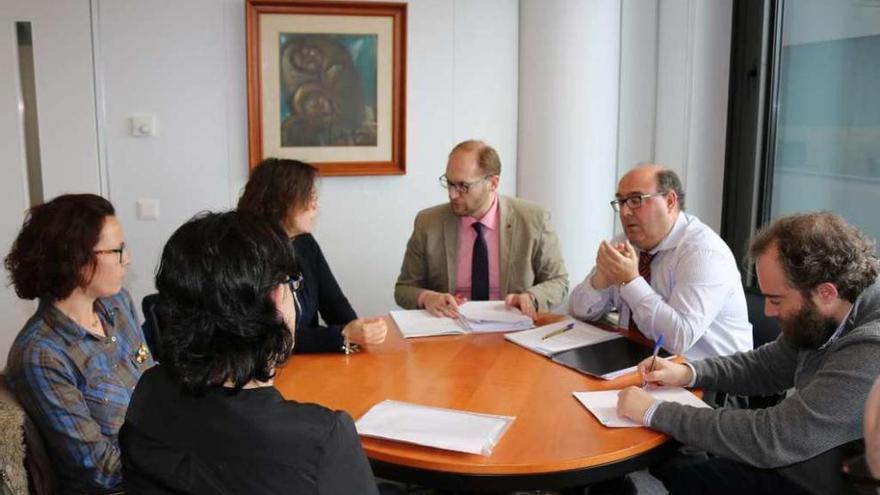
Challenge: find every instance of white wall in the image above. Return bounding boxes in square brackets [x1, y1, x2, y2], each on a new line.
[0, 0, 103, 369]
[313, 0, 519, 319]
[96, 0, 247, 306]
[0, 0, 520, 371]
[516, 0, 733, 296]
[100, 0, 520, 317]
[0, 0, 735, 368]
[619, 0, 732, 232]
[517, 0, 621, 299]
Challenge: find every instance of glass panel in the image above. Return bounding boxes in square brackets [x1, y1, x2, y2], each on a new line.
[769, 0, 880, 237]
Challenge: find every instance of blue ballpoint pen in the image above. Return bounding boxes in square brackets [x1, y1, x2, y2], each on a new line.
[642, 335, 665, 388]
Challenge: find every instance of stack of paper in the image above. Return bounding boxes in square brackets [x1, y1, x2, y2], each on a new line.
[572, 387, 710, 427]
[457, 301, 534, 332]
[390, 309, 466, 338]
[390, 301, 534, 338]
[355, 399, 515, 456]
[504, 318, 622, 356]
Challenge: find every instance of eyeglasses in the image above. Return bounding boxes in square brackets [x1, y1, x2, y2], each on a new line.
[94, 243, 127, 264]
[263, 272, 303, 293]
[610, 192, 668, 212]
[283, 272, 303, 292]
[439, 174, 492, 195]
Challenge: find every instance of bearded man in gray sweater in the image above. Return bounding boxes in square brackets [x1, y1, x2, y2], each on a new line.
[617, 211, 880, 495]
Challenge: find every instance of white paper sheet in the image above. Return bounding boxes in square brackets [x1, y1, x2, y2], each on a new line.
[355, 399, 515, 455]
[390, 309, 466, 338]
[504, 318, 622, 356]
[391, 302, 533, 338]
[572, 387, 711, 427]
[457, 301, 534, 332]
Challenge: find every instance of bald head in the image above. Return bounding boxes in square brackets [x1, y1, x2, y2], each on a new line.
[615, 164, 684, 251]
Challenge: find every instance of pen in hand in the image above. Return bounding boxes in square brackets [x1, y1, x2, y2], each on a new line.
[541, 323, 574, 341]
[641, 334, 665, 388]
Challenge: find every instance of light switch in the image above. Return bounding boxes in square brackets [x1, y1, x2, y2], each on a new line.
[130, 115, 157, 137]
[136, 198, 159, 220]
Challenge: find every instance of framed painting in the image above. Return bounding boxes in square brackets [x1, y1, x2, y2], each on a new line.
[246, 0, 406, 176]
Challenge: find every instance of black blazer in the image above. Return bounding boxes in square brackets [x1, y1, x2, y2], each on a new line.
[291, 234, 357, 353]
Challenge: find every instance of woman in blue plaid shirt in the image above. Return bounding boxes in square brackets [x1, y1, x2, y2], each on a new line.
[4, 194, 154, 494]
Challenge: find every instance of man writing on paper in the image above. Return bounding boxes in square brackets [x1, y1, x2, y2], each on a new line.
[569, 164, 752, 359]
[394, 140, 568, 319]
[617, 212, 880, 495]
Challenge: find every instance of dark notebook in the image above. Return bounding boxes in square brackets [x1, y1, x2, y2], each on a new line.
[551, 337, 671, 378]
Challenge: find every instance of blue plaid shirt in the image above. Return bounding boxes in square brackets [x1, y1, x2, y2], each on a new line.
[6, 289, 154, 494]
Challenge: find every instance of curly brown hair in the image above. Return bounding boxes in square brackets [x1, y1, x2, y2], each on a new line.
[5, 194, 115, 301]
[237, 158, 317, 226]
[749, 212, 878, 302]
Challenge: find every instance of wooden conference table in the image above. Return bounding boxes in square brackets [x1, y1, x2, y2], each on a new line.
[274, 315, 680, 491]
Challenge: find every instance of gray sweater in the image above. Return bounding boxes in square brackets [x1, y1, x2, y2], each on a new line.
[650, 279, 880, 487]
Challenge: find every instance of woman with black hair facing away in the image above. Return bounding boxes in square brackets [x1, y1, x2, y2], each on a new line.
[5, 194, 153, 494]
[238, 158, 387, 353]
[119, 211, 379, 494]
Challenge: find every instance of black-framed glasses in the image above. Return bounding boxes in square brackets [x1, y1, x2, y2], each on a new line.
[264, 272, 303, 293]
[609, 192, 668, 212]
[94, 243, 127, 264]
[439, 174, 492, 194]
[283, 272, 303, 292]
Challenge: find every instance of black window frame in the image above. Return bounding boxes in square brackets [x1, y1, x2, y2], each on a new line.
[721, 0, 785, 286]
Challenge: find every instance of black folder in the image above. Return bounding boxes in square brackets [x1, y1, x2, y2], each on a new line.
[551, 337, 671, 378]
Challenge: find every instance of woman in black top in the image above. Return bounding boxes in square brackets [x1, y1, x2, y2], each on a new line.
[238, 158, 387, 353]
[119, 211, 379, 494]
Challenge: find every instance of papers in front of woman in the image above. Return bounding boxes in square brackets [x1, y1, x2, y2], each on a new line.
[355, 399, 515, 456]
[504, 318, 622, 356]
[572, 387, 710, 428]
[391, 301, 534, 338]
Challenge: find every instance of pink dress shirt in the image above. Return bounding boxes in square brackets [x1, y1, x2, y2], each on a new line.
[455, 195, 501, 301]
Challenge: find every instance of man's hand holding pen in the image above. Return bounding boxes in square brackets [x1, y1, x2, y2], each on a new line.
[617, 336, 695, 424]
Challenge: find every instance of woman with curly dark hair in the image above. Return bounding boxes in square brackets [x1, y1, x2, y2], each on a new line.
[119, 211, 379, 494]
[4, 193, 154, 494]
[238, 157, 386, 353]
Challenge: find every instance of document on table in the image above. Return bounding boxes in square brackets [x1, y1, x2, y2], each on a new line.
[390, 309, 466, 338]
[355, 399, 515, 455]
[572, 387, 711, 427]
[457, 301, 534, 332]
[504, 318, 622, 356]
[391, 301, 533, 338]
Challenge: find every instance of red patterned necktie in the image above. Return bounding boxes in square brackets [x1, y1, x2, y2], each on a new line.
[628, 251, 657, 331]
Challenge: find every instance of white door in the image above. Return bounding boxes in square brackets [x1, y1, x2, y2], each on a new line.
[0, 0, 101, 369]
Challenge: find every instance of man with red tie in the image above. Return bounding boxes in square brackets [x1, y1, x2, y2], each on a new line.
[394, 140, 569, 319]
[569, 164, 752, 359]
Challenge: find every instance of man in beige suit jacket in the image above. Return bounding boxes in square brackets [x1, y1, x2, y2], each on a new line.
[395, 140, 568, 318]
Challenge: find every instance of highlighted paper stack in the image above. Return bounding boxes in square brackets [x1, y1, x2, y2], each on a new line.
[355, 399, 515, 455]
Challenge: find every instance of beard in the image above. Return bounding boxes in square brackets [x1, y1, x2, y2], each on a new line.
[778, 296, 839, 349]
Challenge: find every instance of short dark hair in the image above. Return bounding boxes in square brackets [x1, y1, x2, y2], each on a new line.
[749, 212, 878, 302]
[155, 211, 297, 395]
[450, 140, 502, 176]
[656, 169, 686, 211]
[5, 194, 115, 301]
[237, 158, 317, 226]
